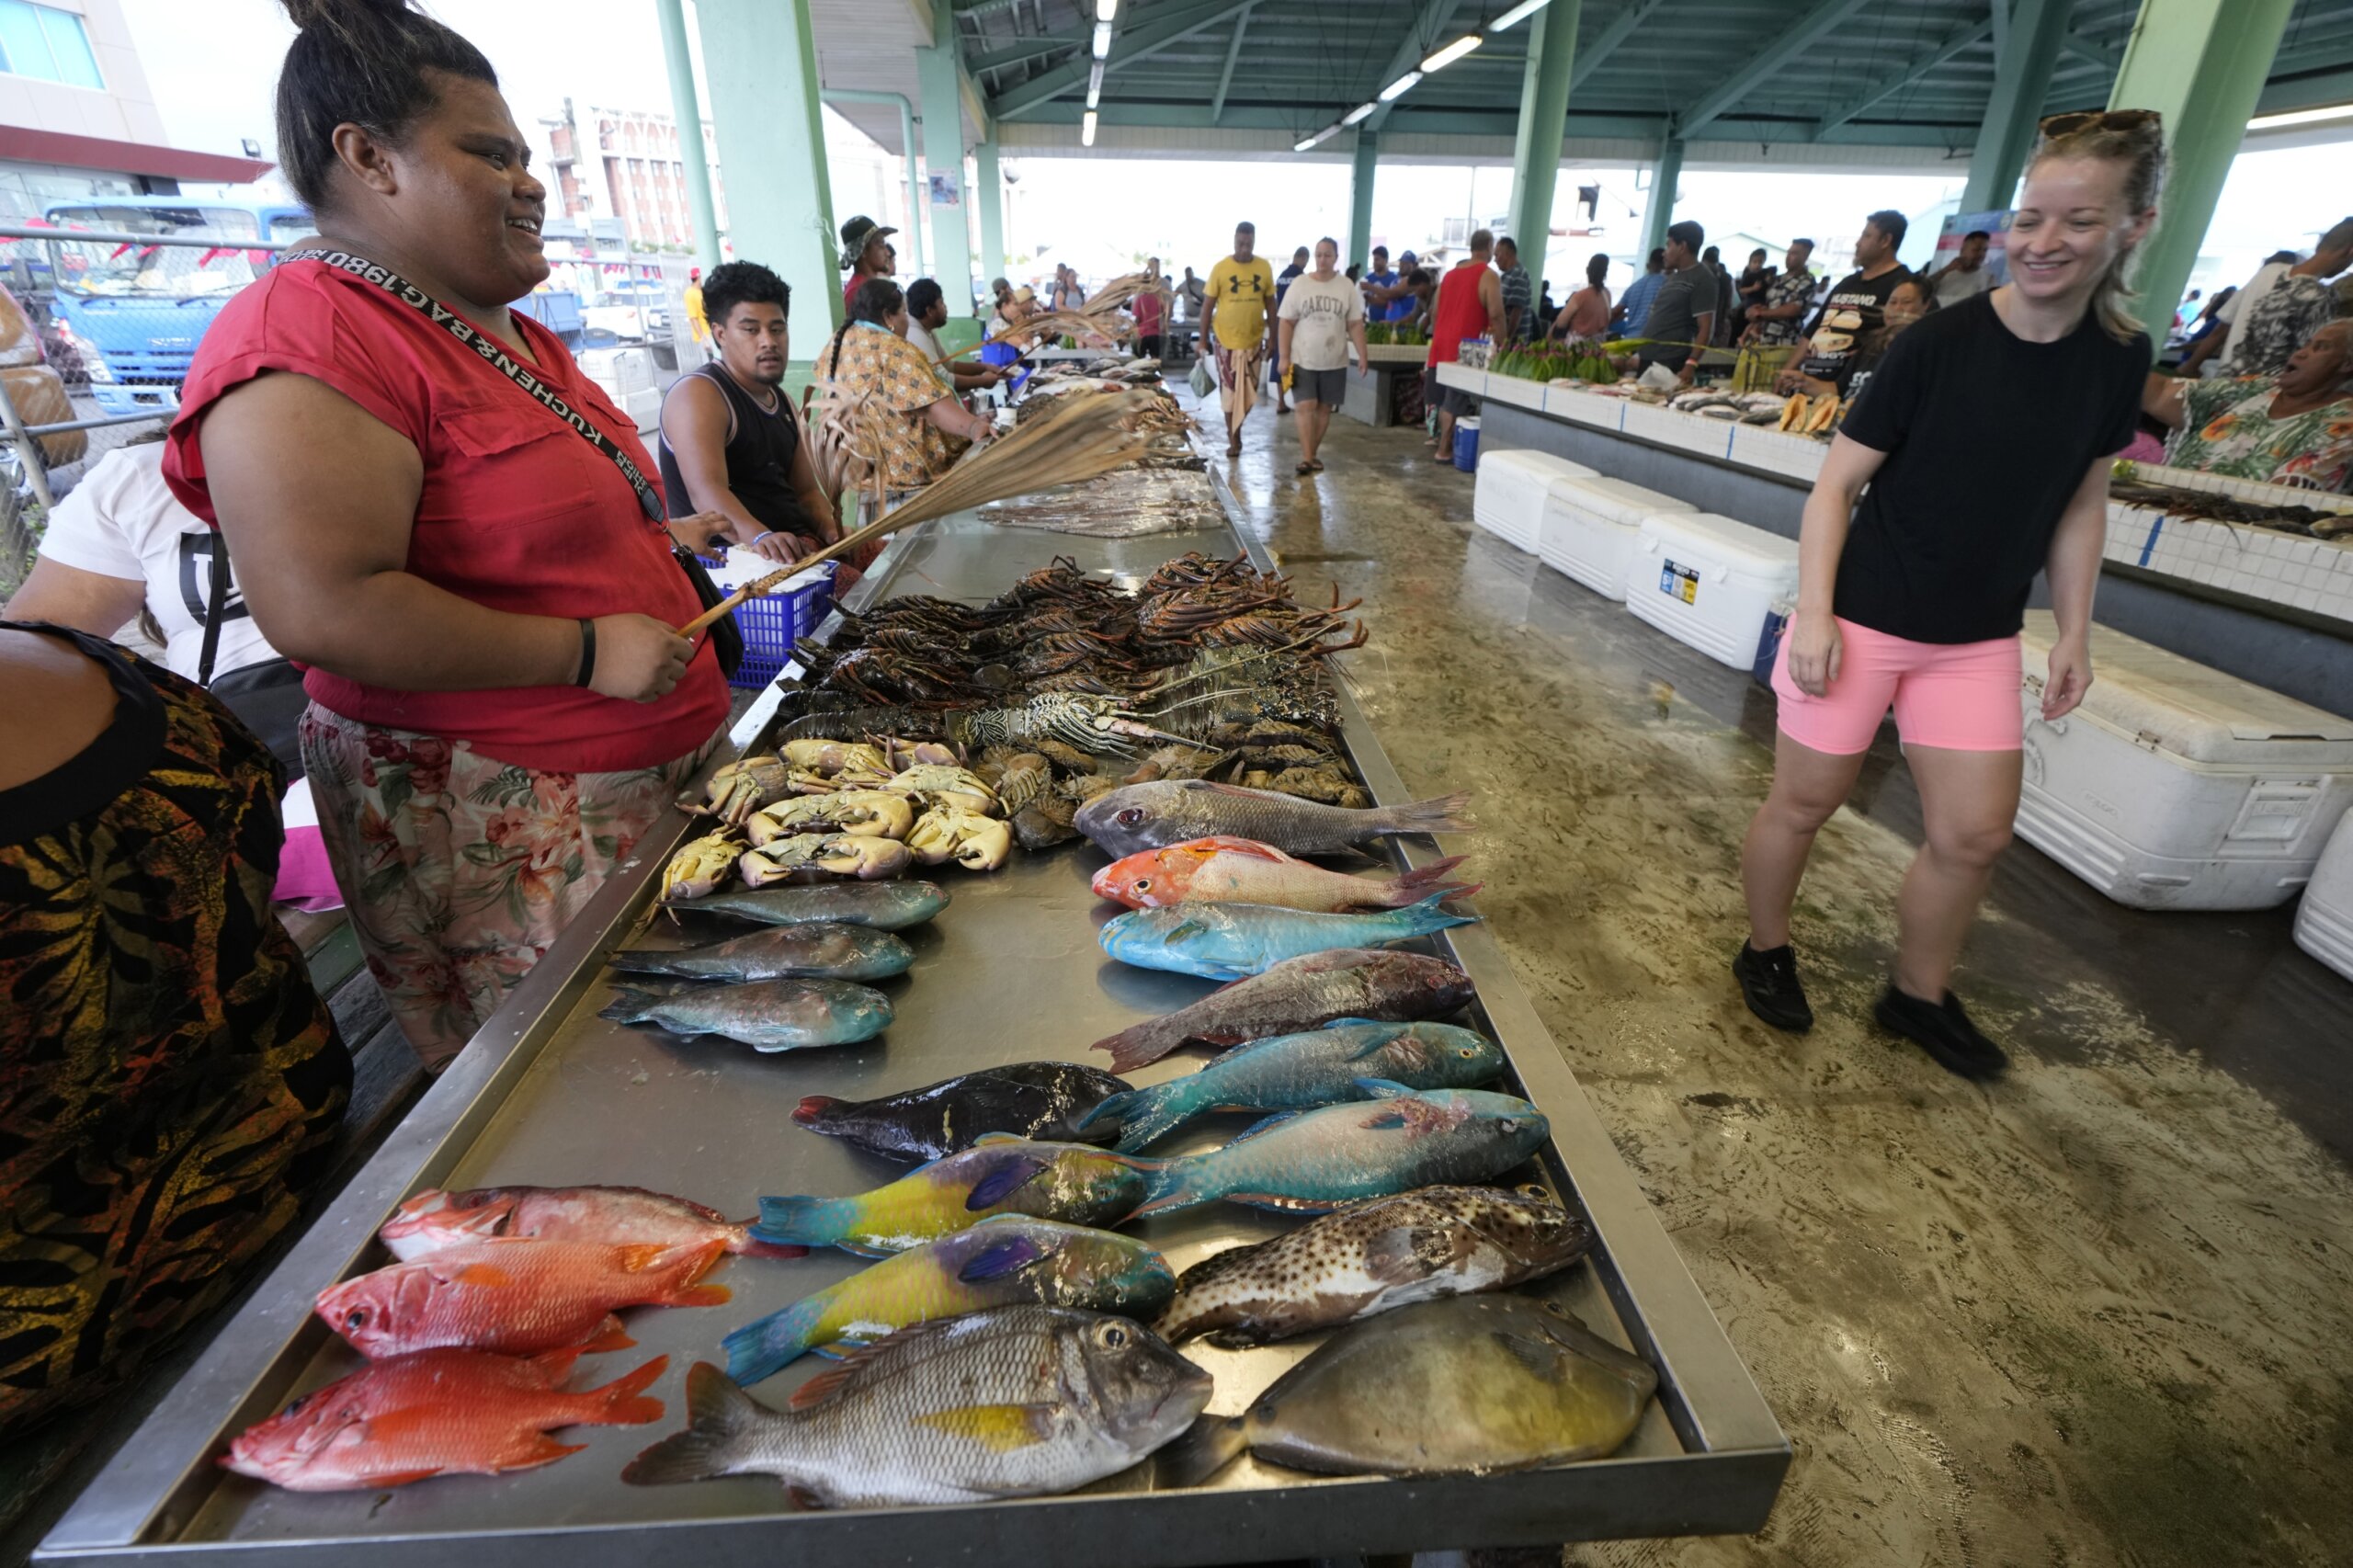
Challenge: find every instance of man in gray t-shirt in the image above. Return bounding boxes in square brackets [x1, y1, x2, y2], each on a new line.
[1636, 220, 1719, 378]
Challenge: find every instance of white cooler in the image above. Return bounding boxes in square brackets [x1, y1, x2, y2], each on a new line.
[1472, 449, 1595, 553]
[1540, 476, 1697, 600]
[1626, 512, 1802, 668]
[2296, 808, 2353, 980]
[2017, 611, 2353, 910]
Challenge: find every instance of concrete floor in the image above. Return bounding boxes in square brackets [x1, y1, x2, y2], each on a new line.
[1211, 396, 2353, 1568]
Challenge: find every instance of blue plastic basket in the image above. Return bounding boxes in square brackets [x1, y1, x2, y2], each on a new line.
[698, 557, 836, 690]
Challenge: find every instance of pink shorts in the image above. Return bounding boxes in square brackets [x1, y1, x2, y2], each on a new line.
[1770, 617, 2023, 756]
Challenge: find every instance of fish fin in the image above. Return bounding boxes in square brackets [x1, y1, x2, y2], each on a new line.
[1343, 1029, 1406, 1061]
[583, 1355, 672, 1426]
[1129, 1163, 1212, 1219]
[1223, 1108, 1306, 1146]
[734, 1230, 812, 1262]
[632, 1239, 731, 1288]
[963, 1153, 1054, 1211]
[607, 948, 684, 976]
[1157, 1413, 1250, 1489]
[1322, 1017, 1385, 1029]
[598, 987, 656, 1023]
[913, 1403, 1059, 1452]
[527, 1344, 589, 1384]
[1368, 790, 1475, 840]
[957, 1234, 1051, 1283]
[358, 1466, 448, 1489]
[577, 1316, 637, 1355]
[1492, 1330, 1564, 1377]
[752, 1195, 842, 1247]
[451, 1263, 513, 1289]
[1398, 892, 1482, 930]
[722, 1290, 832, 1386]
[1100, 1088, 1192, 1154]
[1391, 855, 1471, 895]
[790, 1095, 841, 1128]
[1226, 1191, 1347, 1214]
[832, 1240, 897, 1260]
[1351, 1077, 1414, 1099]
[782, 1318, 960, 1411]
[1364, 1225, 1454, 1286]
[502, 1435, 592, 1471]
[623, 1363, 777, 1487]
[1073, 1087, 1136, 1134]
[670, 1281, 733, 1308]
[1093, 1017, 1186, 1074]
[1158, 919, 1211, 946]
[969, 1131, 1033, 1147]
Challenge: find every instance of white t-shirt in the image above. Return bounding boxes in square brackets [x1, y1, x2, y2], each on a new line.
[35, 442, 278, 681]
[1276, 272, 1366, 372]
[1934, 264, 1992, 308]
[2217, 259, 2293, 371]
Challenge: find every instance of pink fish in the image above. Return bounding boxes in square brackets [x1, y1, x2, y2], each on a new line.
[318, 1238, 731, 1359]
[1091, 836, 1476, 914]
[381, 1185, 806, 1262]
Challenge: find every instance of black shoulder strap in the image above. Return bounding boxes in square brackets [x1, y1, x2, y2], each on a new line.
[277, 248, 664, 523]
[197, 535, 226, 687]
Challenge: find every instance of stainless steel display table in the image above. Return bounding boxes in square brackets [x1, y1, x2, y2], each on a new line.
[40, 493, 1787, 1568]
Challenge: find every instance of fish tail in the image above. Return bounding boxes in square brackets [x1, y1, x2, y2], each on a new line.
[733, 1227, 813, 1262]
[1157, 1412, 1250, 1489]
[606, 947, 681, 976]
[581, 1354, 672, 1426]
[1093, 1017, 1186, 1074]
[597, 987, 658, 1023]
[751, 1194, 847, 1248]
[1367, 790, 1475, 841]
[1395, 892, 1483, 937]
[1391, 854, 1469, 896]
[1087, 1085, 1193, 1153]
[790, 1095, 841, 1128]
[1128, 1158, 1213, 1220]
[622, 1362, 782, 1487]
[722, 1290, 833, 1386]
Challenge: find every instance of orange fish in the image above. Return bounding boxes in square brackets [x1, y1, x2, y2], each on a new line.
[1091, 836, 1477, 915]
[380, 1185, 806, 1262]
[317, 1237, 731, 1359]
[222, 1346, 668, 1491]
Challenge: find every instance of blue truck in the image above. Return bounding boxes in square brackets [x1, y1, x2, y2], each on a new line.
[40, 197, 313, 416]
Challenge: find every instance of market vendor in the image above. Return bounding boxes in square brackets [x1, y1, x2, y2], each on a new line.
[1774, 274, 1933, 403]
[0, 620, 349, 1437]
[659, 260, 845, 565]
[2143, 318, 2353, 492]
[164, 0, 732, 1071]
[904, 278, 1008, 395]
[819, 277, 995, 492]
[838, 215, 897, 313]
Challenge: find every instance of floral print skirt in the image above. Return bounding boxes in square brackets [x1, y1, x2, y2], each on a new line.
[300, 705, 720, 1070]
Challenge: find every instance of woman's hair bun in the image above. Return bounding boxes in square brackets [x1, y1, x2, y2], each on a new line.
[279, 0, 409, 30]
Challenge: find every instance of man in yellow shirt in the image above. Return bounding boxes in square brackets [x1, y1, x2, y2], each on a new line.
[683, 267, 710, 362]
[1206, 222, 1278, 457]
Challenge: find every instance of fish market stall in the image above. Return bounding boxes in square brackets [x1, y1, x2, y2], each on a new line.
[41, 469, 1789, 1567]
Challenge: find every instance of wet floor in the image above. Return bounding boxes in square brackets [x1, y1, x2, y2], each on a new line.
[1207, 395, 2353, 1568]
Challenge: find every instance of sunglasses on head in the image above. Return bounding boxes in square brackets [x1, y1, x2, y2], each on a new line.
[2039, 108, 2163, 136]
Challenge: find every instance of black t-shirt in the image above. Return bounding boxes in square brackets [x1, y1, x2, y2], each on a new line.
[1834, 291, 2146, 644]
[1796, 266, 1912, 382]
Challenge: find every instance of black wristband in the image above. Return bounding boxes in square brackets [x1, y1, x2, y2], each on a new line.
[574, 617, 597, 687]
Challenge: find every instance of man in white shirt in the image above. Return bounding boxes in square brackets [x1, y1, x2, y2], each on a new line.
[1927, 229, 1995, 308]
[1275, 236, 1370, 476]
[904, 278, 1006, 396]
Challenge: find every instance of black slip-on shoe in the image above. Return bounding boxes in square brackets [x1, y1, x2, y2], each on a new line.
[1732, 941, 1813, 1033]
[1875, 985, 2010, 1080]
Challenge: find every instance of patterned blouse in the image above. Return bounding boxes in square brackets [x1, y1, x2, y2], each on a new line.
[822, 321, 967, 491]
[2165, 376, 2353, 493]
[2228, 275, 2339, 378]
[1752, 268, 1817, 347]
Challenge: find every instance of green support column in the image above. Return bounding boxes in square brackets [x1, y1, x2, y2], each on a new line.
[1347, 131, 1378, 272]
[1959, 0, 2077, 214]
[1506, 0, 1580, 274]
[919, 0, 976, 310]
[975, 138, 1007, 303]
[654, 0, 720, 269]
[2108, 0, 2293, 340]
[1640, 136, 1683, 261]
[696, 0, 836, 331]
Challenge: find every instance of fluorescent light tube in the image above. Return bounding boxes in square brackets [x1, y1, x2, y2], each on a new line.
[1096, 0, 1117, 19]
[1295, 124, 1340, 152]
[1082, 109, 1098, 146]
[1420, 34, 1482, 72]
[1086, 61, 1104, 108]
[1093, 21, 1112, 58]
[1379, 71, 1422, 101]
[1491, 0, 1549, 29]
[2246, 102, 2353, 131]
[1341, 100, 1377, 126]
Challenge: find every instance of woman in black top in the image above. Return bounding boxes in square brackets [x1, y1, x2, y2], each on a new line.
[1733, 112, 2165, 1079]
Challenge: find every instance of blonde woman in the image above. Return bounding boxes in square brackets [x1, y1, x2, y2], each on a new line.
[1735, 111, 2166, 1078]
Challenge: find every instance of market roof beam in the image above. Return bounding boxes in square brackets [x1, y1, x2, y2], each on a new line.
[1570, 0, 1673, 91]
[966, 34, 1082, 74]
[1362, 0, 1465, 132]
[1210, 3, 1256, 122]
[1814, 16, 1995, 137]
[991, 0, 1261, 119]
[1678, 0, 1876, 140]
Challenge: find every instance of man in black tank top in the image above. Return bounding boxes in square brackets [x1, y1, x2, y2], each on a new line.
[658, 261, 841, 565]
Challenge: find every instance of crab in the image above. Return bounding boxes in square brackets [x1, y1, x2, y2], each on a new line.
[884, 764, 1001, 817]
[781, 739, 891, 778]
[907, 805, 1014, 872]
[679, 756, 790, 827]
[745, 790, 915, 846]
[738, 834, 913, 886]
[663, 829, 743, 901]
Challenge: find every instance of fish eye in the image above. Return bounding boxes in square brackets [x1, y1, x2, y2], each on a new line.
[1458, 1047, 1475, 1057]
[1097, 1322, 1130, 1349]
[1134, 878, 1152, 892]
[1117, 808, 1144, 827]
[344, 1308, 368, 1330]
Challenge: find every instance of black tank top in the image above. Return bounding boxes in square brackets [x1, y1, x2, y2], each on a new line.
[657, 363, 807, 535]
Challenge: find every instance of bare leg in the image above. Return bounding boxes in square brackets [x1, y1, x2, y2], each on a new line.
[1435, 407, 1456, 456]
[1741, 729, 1871, 949]
[1892, 744, 2021, 1000]
[1300, 401, 1330, 464]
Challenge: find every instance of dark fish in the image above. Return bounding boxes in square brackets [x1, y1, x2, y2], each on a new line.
[1091, 948, 1476, 1073]
[1154, 1186, 1592, 1346]
[600, 978, 892, 1051]
[1077, 779, 1474, 858]
[1159, 1293, 1655, 1484]
[662, 881, 950, 930]
[793, 1061, 1134, 1161]
[610, 923, 915, 983]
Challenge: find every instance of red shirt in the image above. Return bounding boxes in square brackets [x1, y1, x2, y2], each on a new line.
[1133, 290, 1164, 335]
[1427, 262, 1493, 368]
[165, 259, 728, 773]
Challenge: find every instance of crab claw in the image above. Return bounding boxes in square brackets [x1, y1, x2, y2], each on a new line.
[663, 830, 742, 900]
[813, 835, 911, 881]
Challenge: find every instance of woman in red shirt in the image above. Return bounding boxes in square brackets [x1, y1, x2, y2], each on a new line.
[166, 0, 731, 1069]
